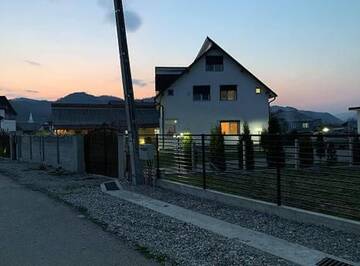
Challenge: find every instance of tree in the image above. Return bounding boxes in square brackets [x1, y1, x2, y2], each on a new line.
[209, 126, 226, 171]
[315, 134, 326, 165]
[243, 122, 254, 170]
[299, 136, 314, 168]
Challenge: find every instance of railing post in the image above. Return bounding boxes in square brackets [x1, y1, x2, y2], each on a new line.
[242, 139, 246, 170]
[349, 136, 353, 166]
[201, 134, 206, 190]
[276, 165, 282, 206]
[294, 139, 299, 169]
[156, 134, 160, 179]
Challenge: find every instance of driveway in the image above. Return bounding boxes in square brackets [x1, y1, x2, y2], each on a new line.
[0, 175, 157, 266]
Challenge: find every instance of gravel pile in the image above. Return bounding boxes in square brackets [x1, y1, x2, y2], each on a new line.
[125, 181, 360, 263]
[0, 160, 293, 266]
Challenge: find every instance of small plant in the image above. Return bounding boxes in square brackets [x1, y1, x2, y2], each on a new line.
[209, 126, 226, 171]
[315, 134, 326, 165]
[326, 142, 337, 166]
[243, 122, 254, 170]
[299, 136, 314, 168]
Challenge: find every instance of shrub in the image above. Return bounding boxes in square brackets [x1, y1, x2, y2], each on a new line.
[353, 136, 360, 165]
[326, 142, 337, 166]
[315, 134, 326, 164]
[182, 133, 193, 171]
[299, 136, 314, 168]
[209, 126, 226, 171]
[260, 117, 285, 168]
[243, 122, 254, 170]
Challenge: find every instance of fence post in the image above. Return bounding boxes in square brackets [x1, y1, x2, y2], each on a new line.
[191, 141, 196, 171]
[349, 136, 353, 166]
[242, 139, 246, 170]
[30, 135, 33, 161]
[156, 134, 160, 179]
[201, 134, 206, 190]
[294, 139, 299, 169]
[276, 165, 282, 206]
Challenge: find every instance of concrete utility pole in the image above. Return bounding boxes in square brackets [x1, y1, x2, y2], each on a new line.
[113, 0, 143, 185]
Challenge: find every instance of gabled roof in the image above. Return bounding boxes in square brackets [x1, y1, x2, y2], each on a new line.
[0, 96, 17, 116]
[155, 37, 277, 98]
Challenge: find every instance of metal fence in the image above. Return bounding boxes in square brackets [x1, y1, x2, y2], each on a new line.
[150, 133, 360, 222]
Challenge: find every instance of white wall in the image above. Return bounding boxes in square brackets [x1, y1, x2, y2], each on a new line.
[158, 49, 271, 135]
[1, 120, 16, 132]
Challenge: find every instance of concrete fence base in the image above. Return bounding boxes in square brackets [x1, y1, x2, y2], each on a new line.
[157, 179, 360, 236]
[16, 135, 85, 173]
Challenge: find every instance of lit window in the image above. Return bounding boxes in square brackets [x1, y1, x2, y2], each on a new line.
[302, 123, 309, 129]
[256, 88, 262, 94]
[220, 85, 237, 101]
[193, 86, 211, 101]
[168, 89, 174, 96]
[206, 56, 224, 72]
[220, 121, 240, 135]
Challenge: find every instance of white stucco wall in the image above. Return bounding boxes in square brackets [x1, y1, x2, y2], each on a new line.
[158, 49, 272, 135]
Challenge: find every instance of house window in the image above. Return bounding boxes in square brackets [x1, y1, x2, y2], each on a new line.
[256, 88, 262, 94]
[220, 121, 240, 135]
[220, 85, 237, 101]
[206, 56, 224, 72]
[302, 122, 309, 129]
[168, 89, 174, 96]
[193, 86, 211, 101]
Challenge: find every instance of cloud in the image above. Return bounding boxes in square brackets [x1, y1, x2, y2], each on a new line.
[132, 79, 147, 87]
[97, 0, 142, 32]
[24, 60, 42, 67]
[25, 89, 39, 94]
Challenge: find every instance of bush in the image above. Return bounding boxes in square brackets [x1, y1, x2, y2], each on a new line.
[315, 134, 326, 164]
[299, 136, 314, 168]
[209, 126, 226, 171]
[182, 133, 193, 171]
[353, 137, 360, 165]
[243, 122, 254, 170]
[326, 142, 337, 166]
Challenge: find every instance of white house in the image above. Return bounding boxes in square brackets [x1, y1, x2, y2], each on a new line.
[0, 96, 17, 132]
[155, 37, 277, 135]
[349, 107, 360, 134]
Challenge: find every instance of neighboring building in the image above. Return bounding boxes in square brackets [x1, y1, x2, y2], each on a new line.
[16, 112, 42, 134]
[272, 109, 322, 133]
[51, 102, 159, 143]
[349, 107, 360, 134]
[155, 37, 277, 135]
[0, 96, 17, 132]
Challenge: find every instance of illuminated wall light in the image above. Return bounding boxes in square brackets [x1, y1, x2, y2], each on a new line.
[322, 127, 330, 133]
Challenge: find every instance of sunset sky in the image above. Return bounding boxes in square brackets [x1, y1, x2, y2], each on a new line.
[1, 0, 359, 113]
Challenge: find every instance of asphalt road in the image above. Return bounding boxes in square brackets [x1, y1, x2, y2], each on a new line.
[0, 175, 157, 266]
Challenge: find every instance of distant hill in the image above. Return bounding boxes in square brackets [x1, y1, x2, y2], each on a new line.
[271, 106, 343, 125]
[57, 92, 123, 104]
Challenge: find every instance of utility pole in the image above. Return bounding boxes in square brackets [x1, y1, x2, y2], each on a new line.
[113, 0, 143, 185]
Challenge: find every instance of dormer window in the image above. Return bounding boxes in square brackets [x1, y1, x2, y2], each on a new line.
[206, 56, 224, 72]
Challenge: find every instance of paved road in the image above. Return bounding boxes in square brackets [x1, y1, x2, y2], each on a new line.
[0, 175, 157, 266]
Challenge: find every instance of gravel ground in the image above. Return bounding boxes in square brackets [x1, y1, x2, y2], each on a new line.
[125, 180, 360, 263]
[0, 159, 294, 266]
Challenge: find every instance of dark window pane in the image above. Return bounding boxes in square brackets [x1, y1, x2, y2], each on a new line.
[193, 86, 210, 101]
[220, 85, 237, 101]
[206, 56, 224, 72]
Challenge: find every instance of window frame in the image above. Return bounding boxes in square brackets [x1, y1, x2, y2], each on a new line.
[220, 85, 237, 101]
[220, 120, 241, 135]
[193, 85, 211, 101]
[205, 56, 224, 72]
